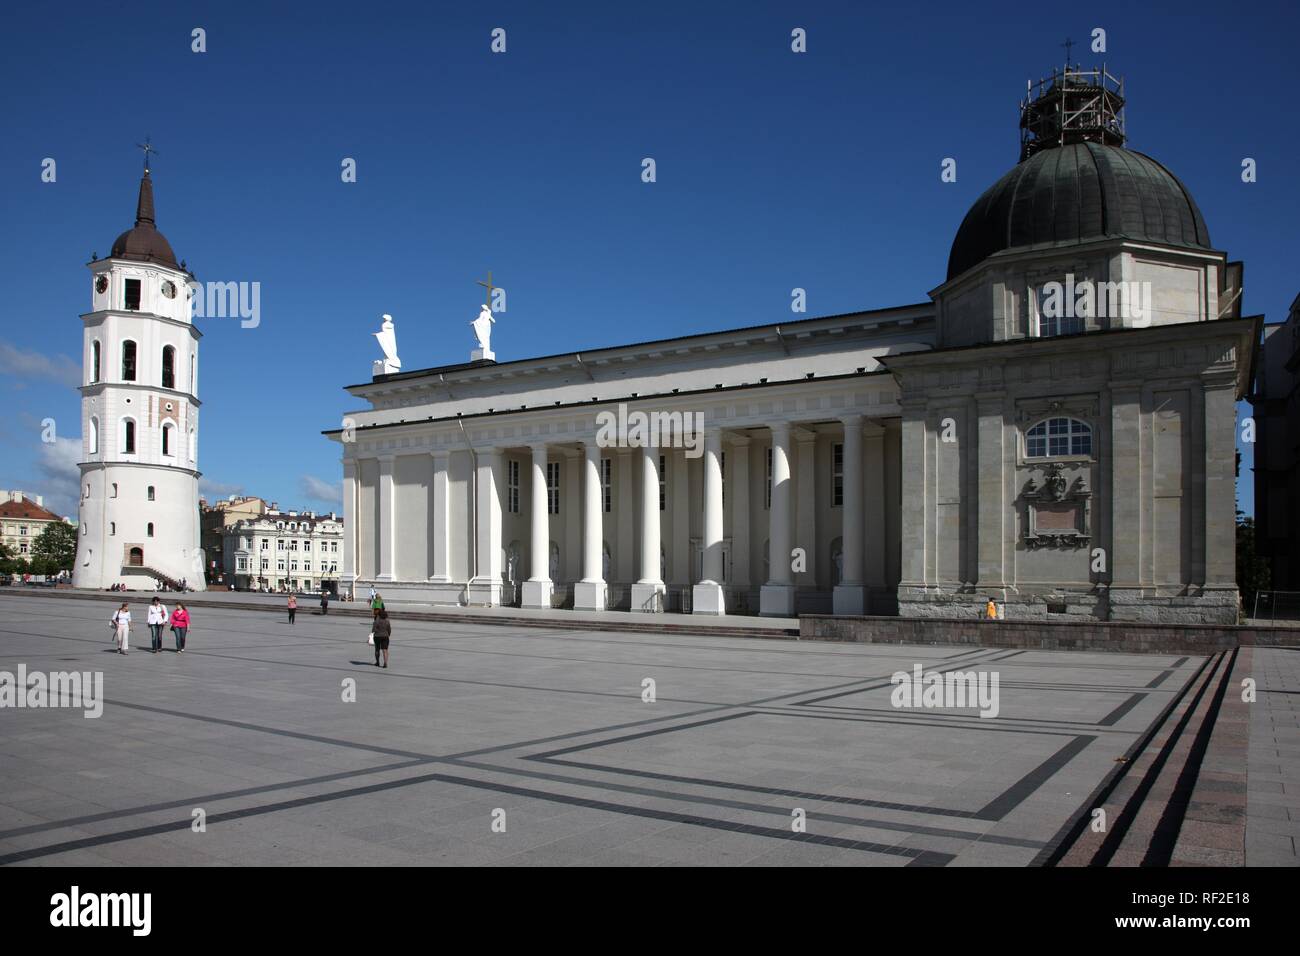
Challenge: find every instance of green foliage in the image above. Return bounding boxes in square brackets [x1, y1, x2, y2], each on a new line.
[1236, 512, 1270, 615]
[31, 522, 77, 572]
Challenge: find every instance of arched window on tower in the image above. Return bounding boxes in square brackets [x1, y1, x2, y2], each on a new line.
[161, 423, 173, 458]
[91, 341, 101, 384]
[121, 341, 137, 381]
[123, 419, 136, 455]
[147, 486, 156, 501]
[1024, 417, 1093, 459]
[161, 345, 175, 389]
[89, 416, 99, 455]
[147, 523, 154, 538]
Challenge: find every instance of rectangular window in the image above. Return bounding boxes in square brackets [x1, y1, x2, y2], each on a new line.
[832, 442, 844, 507]
[19, 526, 28, 536]
[765, 448, 773, 510]
[121, 341, 137, 381]
[92, 342, 101, 383]
[289, 540, 298, 551]
[261, 559, 268, 571]
[237, 557, 247, 571]
[304, 562, 311, 572]
[19, 542, 27, 554]
[331, 542, 338, 553]
[507, 460, 520, 513]
[277, 540, 285, 551]
[124, 279, 141, 311]
[546, 461, 560, 514]
[601, 458, 612, 513]
[261, 539, 268, 550]
[277, 560, 285, 571]
[1032, 284, 1084, 338]
[659, 454, 666, 511]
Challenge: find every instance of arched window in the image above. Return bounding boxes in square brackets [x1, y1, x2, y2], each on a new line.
[147, 523, 154, 538]
[161, 345, 176, 389]
[89, 416, 99, 455]
[121, 341, 137, 381]
[111, 482, 118, 498]
[110, 522, 116, 535]
[147, 486, 156, 501]
[122, 419, 136, 454]
[1025, 417, 1092, 458]
[128, 547, 144, 566]
[91, 341, 101, 384]
[161, 423, 173, 457]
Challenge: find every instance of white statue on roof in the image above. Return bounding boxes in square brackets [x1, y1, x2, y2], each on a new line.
[471, 304, 495, 362]
[372, 314, 400, 376]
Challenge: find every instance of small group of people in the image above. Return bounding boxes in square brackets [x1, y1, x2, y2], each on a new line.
[110, 596, 190, 655]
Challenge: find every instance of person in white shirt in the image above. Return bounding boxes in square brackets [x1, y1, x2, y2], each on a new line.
[111, 603, 131, 655]
[146, 596, 169, 653]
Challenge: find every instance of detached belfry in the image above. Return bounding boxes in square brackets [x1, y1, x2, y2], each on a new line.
[330, 59, 1256, 624]
[73, 144, 204, 591]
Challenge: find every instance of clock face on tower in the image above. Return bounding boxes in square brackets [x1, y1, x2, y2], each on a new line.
[161, 280, 177, 299]
[95, 275, 108, 294]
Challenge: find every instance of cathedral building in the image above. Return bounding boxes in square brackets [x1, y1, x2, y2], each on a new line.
[72, 160, 204, 590]
[328, 65, 1257, 624]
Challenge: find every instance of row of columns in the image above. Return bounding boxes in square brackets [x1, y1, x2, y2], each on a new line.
[343, 414, 880, 616]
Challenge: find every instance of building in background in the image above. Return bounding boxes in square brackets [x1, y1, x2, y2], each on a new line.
[72, 161, 203, 591]
[0, 491, 68, 562]
[1252, 293, 1300, 591]
[200, 495, 267, 584]
[220, 507, 343, 593]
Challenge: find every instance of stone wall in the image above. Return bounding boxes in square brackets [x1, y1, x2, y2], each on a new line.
[801, 613, 1300, 654]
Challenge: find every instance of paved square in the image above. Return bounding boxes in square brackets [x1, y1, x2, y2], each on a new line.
[0, 594, 1203, 866]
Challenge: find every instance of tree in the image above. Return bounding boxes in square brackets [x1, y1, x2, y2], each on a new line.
[1236, 511, 1270, 618]
[0, 541, 18, 575]
[31, 522, 77, 573]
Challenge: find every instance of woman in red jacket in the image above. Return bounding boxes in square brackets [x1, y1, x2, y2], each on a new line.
[170, 603, 191, 653]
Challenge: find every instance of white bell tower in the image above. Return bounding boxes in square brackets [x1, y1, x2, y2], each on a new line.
[73, 151, 204, 590]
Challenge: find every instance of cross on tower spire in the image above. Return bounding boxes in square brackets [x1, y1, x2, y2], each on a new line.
[1060, 37, 1075, 67]
[136, 137, 158, 174]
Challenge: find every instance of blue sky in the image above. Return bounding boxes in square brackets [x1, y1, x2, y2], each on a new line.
[1, 0, 1295, 519]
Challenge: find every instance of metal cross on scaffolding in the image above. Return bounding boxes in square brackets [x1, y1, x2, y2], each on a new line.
[136, 137, 158, 172]
[475, 269, 496, 310]
[1060, 37, 1075, 65]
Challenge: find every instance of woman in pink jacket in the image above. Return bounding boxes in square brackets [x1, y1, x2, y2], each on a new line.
[169, 604, 191, 653]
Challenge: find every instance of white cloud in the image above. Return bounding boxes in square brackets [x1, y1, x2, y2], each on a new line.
[34, 436, 82, 517]
[199, 477, 244, 500]
[0, 342, 81, 389]
[299, 475, 342, 506]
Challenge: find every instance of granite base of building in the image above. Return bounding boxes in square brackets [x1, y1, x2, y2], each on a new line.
[896, 585, 1240, 625]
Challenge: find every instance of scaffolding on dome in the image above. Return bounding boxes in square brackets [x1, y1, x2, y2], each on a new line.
[1020, 64, 1126, 161]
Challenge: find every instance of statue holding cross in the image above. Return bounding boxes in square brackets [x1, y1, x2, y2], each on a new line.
[470, 270, 499, 361]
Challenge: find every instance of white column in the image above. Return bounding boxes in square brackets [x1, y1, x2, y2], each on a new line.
[794, 427, 817, 585]
[631, 442, 665, 611]
[834, 415, 865, 615]
[429, 450, 451, 583]
[468, 447, 503, 606]
[522, 443, 553, 608]
[574, 440, 607, 610]
[693, 429, 725, 614]
[342, 458, 358, 596]
[376, 454, 395, 582]
[730, 436, 751, 588]
[760, 422, 795, 616]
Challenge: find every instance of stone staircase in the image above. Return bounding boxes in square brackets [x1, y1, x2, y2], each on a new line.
[1050, 648, 1245, 866]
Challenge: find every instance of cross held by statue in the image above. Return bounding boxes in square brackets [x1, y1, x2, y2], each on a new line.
[476, 270, 497, 311]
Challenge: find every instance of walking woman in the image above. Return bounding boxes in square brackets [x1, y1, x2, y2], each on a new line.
[370, 591, 385, 619]
[372, 609, 391, 668]
[170, 603, 190, 653]
[287, 593, 297, 624]
[111, 603, 131, 655]
[320, 588, 330, 615]
[147, 596, 168, 654]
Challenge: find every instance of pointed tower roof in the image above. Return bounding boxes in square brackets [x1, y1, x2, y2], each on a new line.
[110, 169, 179, 268]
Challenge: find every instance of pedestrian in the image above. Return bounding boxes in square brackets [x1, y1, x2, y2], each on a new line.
[372, 609, 391, 668]
[170, 603, 190, 652]
[368, 585, 377, 604]
[147, 596, 168, 653]
[111, 602, 131, 655]
[985, 598, 998, 620]
[320, 587, 329, 615]
[370, 591, 384, 619]
[287, 593, 297, 624]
